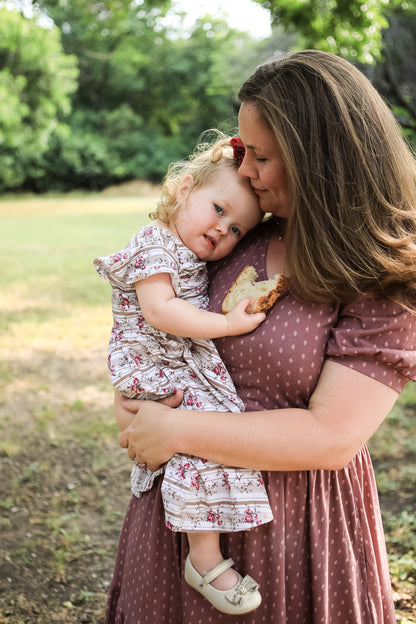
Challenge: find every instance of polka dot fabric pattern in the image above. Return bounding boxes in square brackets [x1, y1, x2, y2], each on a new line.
[106, 455, 394, 623]
[105, 219, 416, 623]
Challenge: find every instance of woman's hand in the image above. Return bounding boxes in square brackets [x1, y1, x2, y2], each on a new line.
[117, 390, 184, 472]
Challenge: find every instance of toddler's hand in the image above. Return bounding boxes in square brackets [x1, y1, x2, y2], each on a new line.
[224, 298, 266, 335]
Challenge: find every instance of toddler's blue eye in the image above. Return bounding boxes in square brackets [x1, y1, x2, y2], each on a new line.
[215, 205, 224, 215]
[231, 226, 240, 235]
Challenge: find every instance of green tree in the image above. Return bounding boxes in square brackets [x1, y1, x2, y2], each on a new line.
[255, 0, 389, 63]
[26, 1, 261, 190]
[0, 8, 78, 191]
[376, 2, 416, 145]
[34, 0, 171, 105]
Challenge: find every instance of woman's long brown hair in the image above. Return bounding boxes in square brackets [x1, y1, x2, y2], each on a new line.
[239, 49, 416, 309]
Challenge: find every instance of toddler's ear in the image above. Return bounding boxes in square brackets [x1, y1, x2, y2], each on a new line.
[176, 175, 194, 203]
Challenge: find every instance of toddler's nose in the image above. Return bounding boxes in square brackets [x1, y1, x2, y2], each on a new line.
[215, 221, 228, 236]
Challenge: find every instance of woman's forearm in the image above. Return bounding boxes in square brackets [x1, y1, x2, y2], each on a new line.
[166, 361, 398, 472]
[120, 362, 398, 472]
[171, 406, 338, 471]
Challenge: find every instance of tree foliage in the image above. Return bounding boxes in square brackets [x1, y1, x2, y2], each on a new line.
[255, 0, 389, 63]
[16, 0, 263, 191]
[0, 7, 78, 191]
[0, 0, 414, 193]
[33, 0, 171, 109]
[375, 3, 416, 143]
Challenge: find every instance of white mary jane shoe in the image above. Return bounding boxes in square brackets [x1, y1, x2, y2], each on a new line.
[184, 555, 262, 615]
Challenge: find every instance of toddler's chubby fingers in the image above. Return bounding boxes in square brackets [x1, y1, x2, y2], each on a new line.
[250, 311, 266, 323]
[231, 296, 253, 313]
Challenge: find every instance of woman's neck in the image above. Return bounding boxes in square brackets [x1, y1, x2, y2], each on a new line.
[265, 218, 287, 277]
[266, 234, 286, 277]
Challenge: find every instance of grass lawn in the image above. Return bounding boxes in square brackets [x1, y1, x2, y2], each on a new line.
[0, 191, 415, 623]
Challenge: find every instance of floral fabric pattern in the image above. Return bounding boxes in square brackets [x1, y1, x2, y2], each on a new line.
[94, 224, 273, 532]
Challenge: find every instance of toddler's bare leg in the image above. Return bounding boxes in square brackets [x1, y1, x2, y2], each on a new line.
[187, 532, 239, 591]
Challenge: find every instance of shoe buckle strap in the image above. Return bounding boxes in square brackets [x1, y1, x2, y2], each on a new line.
[201, 557, 235, 586]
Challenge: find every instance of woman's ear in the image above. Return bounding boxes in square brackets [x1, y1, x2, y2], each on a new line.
[176, 174, 193, 203]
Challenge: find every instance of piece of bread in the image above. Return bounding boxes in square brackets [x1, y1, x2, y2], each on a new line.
[222, 265, 288, 314]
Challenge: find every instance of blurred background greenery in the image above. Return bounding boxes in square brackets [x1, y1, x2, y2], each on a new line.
[0, 0, 415, 195]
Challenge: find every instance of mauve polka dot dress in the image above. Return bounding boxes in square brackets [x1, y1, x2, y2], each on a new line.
[105, 220, 416, 623]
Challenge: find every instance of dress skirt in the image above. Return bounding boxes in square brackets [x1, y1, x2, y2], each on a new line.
[105, 446, 396, 624]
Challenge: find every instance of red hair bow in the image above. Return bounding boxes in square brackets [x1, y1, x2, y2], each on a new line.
[230, 137, 245, 165]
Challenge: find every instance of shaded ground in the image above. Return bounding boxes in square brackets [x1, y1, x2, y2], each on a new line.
[0, 286, 416, 624]
[1, 345, 415, 623]
[0, 347, 132, 624]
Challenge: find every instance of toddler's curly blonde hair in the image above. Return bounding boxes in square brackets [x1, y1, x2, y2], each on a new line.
[150, 132, 239, 225]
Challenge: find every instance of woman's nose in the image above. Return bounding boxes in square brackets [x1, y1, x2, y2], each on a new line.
[238, 155, 257, 179]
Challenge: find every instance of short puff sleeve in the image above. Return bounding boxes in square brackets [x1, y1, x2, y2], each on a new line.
[94, 225, 186, 294]
[326, 295, 416, 392]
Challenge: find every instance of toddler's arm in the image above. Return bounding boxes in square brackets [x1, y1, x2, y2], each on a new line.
[135, 273, 265, 339]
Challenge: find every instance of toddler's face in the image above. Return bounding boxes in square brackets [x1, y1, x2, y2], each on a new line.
[175, 168, 262, 262]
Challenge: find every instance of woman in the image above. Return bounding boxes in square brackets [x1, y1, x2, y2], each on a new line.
[106, 50, 416, 623]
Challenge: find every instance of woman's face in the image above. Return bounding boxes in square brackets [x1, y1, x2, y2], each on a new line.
[238, 101, 290, 219]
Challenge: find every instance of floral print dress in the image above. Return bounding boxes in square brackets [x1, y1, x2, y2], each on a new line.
[94, 224, 273, 532]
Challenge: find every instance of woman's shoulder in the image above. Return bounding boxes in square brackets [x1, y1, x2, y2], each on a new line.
[339, 292, 416, 323]
[327, 292, 416, 391]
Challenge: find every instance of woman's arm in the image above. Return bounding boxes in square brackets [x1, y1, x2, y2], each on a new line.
[118, 360, 398, 472]
[135, 273, 265, 338]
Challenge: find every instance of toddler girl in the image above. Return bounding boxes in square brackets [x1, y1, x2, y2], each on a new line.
[94, 136, 274, 615]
